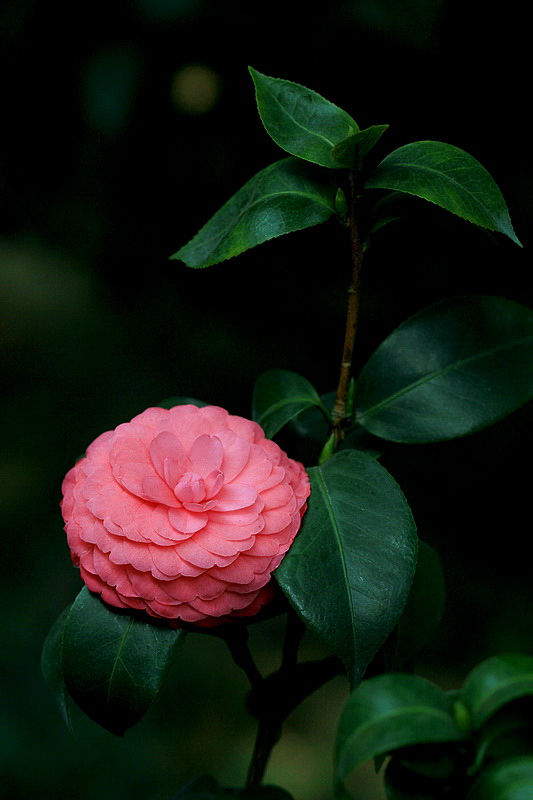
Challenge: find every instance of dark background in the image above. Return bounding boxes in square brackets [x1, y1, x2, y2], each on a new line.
[1, 1, 531, 798]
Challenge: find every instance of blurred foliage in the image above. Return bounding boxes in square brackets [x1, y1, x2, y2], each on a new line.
[1, 1, 532, 798]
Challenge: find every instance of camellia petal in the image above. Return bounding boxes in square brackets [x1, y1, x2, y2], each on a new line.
[149, 431, 187, 480]
[188, 434, 224, 477]
[61, 404, 310, 626]
[213, 483, 258, 511]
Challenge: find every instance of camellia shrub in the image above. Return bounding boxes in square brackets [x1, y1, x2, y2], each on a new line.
[42, 68, 533, 799]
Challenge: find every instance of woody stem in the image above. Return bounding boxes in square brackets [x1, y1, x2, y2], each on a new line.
[331, 171, 364, 446]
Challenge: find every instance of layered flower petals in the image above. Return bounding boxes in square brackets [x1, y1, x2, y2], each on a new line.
[61, 404, 310, 626]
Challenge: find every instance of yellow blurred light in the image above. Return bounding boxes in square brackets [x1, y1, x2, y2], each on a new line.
[170, 64, 220, 114]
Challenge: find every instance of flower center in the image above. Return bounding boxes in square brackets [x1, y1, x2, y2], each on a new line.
[174, 472, 206, 504]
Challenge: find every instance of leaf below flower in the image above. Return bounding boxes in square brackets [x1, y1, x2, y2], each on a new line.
[276, 449, 417, 687]
[60, 587, 186, 735]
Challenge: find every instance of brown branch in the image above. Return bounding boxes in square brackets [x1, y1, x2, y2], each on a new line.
[331, 172, 364, 446]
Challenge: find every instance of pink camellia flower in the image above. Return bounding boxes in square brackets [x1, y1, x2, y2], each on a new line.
[61, 405, 310, 627]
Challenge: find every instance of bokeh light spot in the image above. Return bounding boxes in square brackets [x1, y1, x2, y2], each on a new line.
[170, 64, 220, 114]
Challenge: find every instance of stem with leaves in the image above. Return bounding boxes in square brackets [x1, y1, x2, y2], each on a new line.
[224, 613, 344, 789]
[332, 171, 364, 447]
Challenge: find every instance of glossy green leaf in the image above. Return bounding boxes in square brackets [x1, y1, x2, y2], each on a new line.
[249, 66, 358, 168]
[331, 125, 389, 169]
[62, 587, 186, 735]
[276, 449, 417, 686]
[365, 141, 521, 245]
[252, 369, 331, 438]
[461, 654, 533, 730]
[41, 605, 73, 731]
[171, 158, 336, 268]
[355, 295, 533, 443]
[467, 756, 533, 800]
[335, 674, 464, 796]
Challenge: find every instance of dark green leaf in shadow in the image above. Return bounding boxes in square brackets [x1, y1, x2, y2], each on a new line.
[461, 654, 533, 730]
[276, 449, 417, 687]
[290, 390, 336, 441]
[252, 369, 331, 439]
[171, 158, 336, 268]
[467, 756, 533, 800]
[471, 698, 533, 772]
[366, 191, 415, 239]
[365, 141, 521, 245]
[331, 125, 389, 169]
[394, 541, 446, 668]
[249, 66, 358, 168]
[62, 587, 186, 735]
[355, 295, 533, 442]
[334, 674, 464, 796]
[285, 390, 381, 463]
[383, 752, 457, 800]
[41, 605, 73, 731]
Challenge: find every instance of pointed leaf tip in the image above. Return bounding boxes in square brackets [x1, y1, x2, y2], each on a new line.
[365, 141, 521, 245]
[276, 449, 417, 686]
[249, 66, 359, 168]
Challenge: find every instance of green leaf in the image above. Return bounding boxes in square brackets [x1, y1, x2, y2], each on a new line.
[365, 141, 521, 245]
[461, 654, 533, 730]
[367, 191, 413, 238]
[394, 541, 446, 667]
[331, 125, 389, 169]
[355, 295, 533, 443]
[62, 587, 186, 735]
[470, 699, 533, 772]
[334, 673, 464, 796]
[467, 756, 533, 800]
[41, 605, 73, 731]
[252, 369, 331, 438]
[276, 449, 417, 687]
[249, 66, 358, 168]
[171, 158, 336, 268]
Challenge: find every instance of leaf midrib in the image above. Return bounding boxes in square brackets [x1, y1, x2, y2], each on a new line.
[258, 395, 321, 425]
[105, 618, 135, 705]
[314, 468, 356, 662]
[357, 332, 533, 420]
[184, 187, 334, 255]
[262, 81, 338, 150]
[368, 159, 501, 222]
